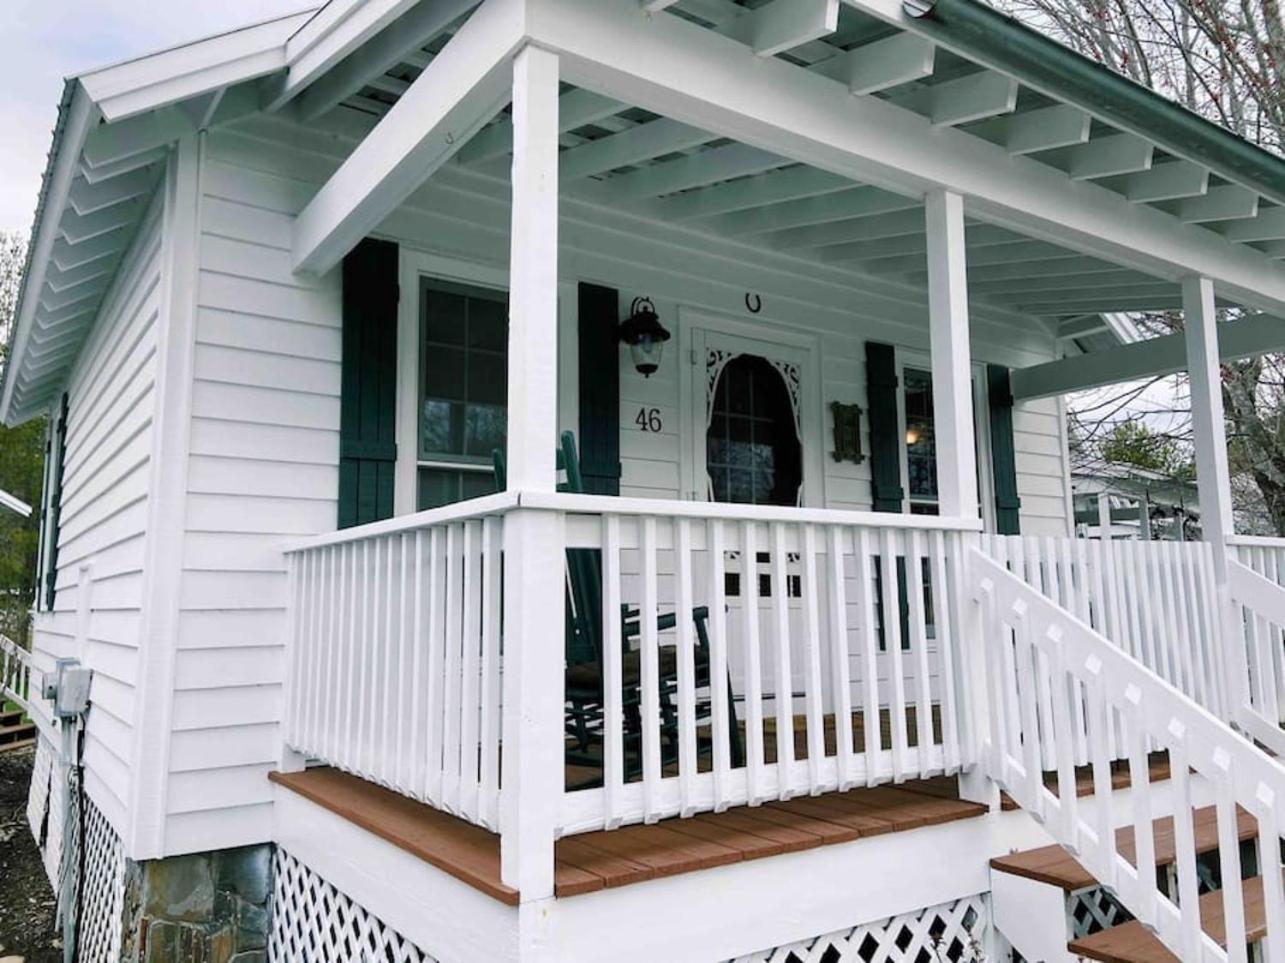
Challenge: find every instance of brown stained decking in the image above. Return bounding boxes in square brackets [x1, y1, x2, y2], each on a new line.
[270, 766, 985, 904]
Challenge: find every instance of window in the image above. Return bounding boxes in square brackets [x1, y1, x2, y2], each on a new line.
[417, 280, 507, 510]
[904, 367, 939, 515]
[706, 355, 802, 507]
[40, 394, 68, 611]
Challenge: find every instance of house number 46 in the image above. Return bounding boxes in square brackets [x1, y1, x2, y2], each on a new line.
[635, 407, 663, 432]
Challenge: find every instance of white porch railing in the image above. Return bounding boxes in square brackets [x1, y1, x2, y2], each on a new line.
[547, 493, 977, 834]
[1, 633, 33, 712]
[281, 493, 979, 836]
[283, 492, 516, 832]
[970, 547, 1285, 963]
[980, 536, 1229, 727]
[1228, 537, 1285, 754]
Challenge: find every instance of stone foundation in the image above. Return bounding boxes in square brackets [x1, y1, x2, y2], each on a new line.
[119, 845, 271, 963]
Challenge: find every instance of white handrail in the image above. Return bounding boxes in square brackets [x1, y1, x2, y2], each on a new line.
[970, 547, 1285, 963]
[1, 634, 33, 713]
[282, 491, 520, 554]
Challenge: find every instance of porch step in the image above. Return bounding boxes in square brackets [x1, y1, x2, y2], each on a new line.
[990, 804, 1257, 892]
[1068, 876, 1269, 962]
[992, 806, 1262, 962]
[0, 720, 36, 746]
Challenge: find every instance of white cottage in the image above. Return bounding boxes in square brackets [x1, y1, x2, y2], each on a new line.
[7, 0, 1285, 960]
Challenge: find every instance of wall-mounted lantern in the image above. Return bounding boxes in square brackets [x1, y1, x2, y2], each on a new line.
[619, 297, 671, 378]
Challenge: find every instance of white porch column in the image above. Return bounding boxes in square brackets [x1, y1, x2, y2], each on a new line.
[500, 45, 564, 902]
[926, 190, 980, 520]
[1184, 276, 1235, 564]
[1183, 276, 1243, 721]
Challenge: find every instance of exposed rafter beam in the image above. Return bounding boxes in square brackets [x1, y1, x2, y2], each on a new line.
[970, 269, 1162, 296]
[45, 259, 116, 293]
[640, 0, 681, 10]
[1223, 207, 1285, 243]
[292, 0, 524, 275]
[978, 104, 1090, 156]
[893, 70, 1017, 127]
[559, 118, 714, 180]
[1122, 160, 1209, 203]
[1057, 315, 1109, 339]
[1012, 313, 1285, 400]
[578, 143, 788, 200]
[764, 206, 931, 250]
[721, 0, 840, 58]
[813, 33, 935, 95]
[1178, 185, 1259, 224]
[67, 169, 155, 217]
[1066, 134, 1154, 180]
[707, 185, 919, 235]
[821, 223, 1020, 268]
[60, 202, 142, 245]
[79, 147, 167, 185]
[82, 108, 194, 170]
[651, 167, 851, 221]
[936, 254, 1124, 284]
[1017, 294, 1184, 314]
[296, 0, 479, 121]
[51, 231, 129, 273]
[457, 89, 626, 164]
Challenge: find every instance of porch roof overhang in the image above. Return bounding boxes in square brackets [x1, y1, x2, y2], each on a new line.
[10, 0, 1285, 426]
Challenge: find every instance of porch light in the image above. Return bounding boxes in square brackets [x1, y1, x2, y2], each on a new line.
[620, 297, 670, 378]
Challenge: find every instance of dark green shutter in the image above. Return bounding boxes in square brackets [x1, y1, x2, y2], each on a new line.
[865, 341, 904, 513]
[577, 283, 621, 496]
[44, 393, 68, 611]
[987, 364, 1022, 535]
[338, 239, 399, 529]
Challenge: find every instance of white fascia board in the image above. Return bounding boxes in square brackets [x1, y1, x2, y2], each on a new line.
[525, 0, 1285, 315]
[292, 0, 528, 275]
[0, 83, 98, 427]
[78, 11, 313, 122]
[271, 0, 426, 111]
[1011, 312, 1285, 400]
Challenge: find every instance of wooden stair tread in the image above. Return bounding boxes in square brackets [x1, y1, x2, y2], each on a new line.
[0, 737, 35, 753]
[1069, 876, 1268, 962]
[991, 804, 1257, 891]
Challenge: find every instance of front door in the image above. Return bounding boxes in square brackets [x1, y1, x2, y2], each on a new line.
[691, 328, 813, 716]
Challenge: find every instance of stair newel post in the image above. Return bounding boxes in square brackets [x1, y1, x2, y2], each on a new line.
[1183, 276, 1244, 726]
[960, 558, 1000, 807]
[499, 44, 564, 903]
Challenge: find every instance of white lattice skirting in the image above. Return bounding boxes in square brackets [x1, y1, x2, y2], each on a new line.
[269, 848, 438, 963]
[77, 796, 126, 963]
[731, 894, 992, 963]
[26, 731, 62, 890]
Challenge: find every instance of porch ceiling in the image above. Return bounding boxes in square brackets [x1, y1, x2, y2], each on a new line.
[317, 0, 1244, 327]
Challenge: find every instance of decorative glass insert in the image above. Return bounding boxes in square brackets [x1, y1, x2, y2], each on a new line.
[706, 354, 803, 506]
[417, 279, 507, 509]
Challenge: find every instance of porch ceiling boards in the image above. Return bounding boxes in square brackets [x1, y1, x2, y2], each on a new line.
[314, 0, 1246, 327]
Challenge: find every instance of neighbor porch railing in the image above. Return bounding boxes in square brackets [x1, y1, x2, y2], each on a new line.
[281, 493, 979, 839]
[1, 633, 33, 712]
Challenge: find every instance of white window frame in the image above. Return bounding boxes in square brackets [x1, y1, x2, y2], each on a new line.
[895, 352, 996, 530]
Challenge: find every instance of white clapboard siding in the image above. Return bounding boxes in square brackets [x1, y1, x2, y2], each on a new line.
[28, 189, 166, 833]
[160, 131, 341, 855]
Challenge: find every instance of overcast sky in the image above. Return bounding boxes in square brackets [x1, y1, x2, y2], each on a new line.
[1, 0, 313, 233]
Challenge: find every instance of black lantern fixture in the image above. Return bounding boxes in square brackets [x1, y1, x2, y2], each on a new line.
[619, 297, 671, 378]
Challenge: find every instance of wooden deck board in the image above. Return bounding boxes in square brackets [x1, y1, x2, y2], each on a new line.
[991, 804, 1256, 892]
[271, 766, 985, 903]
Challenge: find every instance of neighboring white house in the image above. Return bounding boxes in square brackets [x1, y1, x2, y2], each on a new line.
[7, 1, 1285, 961]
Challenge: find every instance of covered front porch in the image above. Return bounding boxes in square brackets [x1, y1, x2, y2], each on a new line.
[266, 0, 1285, 908]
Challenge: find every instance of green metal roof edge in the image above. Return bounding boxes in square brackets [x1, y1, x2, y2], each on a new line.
[903, 0, 1285, 207]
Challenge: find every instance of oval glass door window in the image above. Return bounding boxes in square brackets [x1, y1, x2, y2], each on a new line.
[706, 354, 802, 506]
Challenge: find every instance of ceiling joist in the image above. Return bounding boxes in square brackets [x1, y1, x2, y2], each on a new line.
[813, 33, 936, 96]
[1178, 185, 1259, 224]
[895, 69, 1018, 127]
[585, 143, 789, 200]
[721, 0, 839, 58]
[1066, 133, 1154, 180]
[457, 89, 627, 165]
[707, 185, 917, 236]
[559, 118, 715, 180]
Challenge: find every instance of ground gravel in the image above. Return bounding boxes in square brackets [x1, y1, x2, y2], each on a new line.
[0, 748, 60, 962]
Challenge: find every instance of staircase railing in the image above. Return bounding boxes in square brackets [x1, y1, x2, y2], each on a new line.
[1227, 545, 1285, 758]
[969, 546, 1285, 963]
[1, 633, 32, 713]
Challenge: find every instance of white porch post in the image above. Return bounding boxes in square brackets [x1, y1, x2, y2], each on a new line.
[927, 190, 992, 805]
[926, 190, 980, 520]
[500, 45, 564, 902]
[1183, 276, 1243, 718]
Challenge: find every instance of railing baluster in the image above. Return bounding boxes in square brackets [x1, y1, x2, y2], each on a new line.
[1167, 730, 1204, 962]
[481, 518, 502, 828]
[880, 527, 908, 781]
[1063, 538, 1090, 767]
[1046, 626, 1078, 845]
[828, 525, 854, 789]
[425, 527, 445, 805]
[708, 518, 732, 812]
[674, 517, 698, 815]
[1211, 751, 1248, 963]
[931, 531, 961, 773]
[640, 516, 664, 821]
[460, 520, 482, 820]
[382, 534, 396, 786]
[740, 519, 766, 803]
[443, 524, 462, 813]
[801, 524, 827, 788]
[1010, 599, 1044, 814]
[904, 530, 934, 776]
[602, 514, 625, 828]
[1082, 659, 1115, 882]
[410, 531, 426, 801]
[1256, 786, 1285, 963]
[770, 522, 795, 798]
